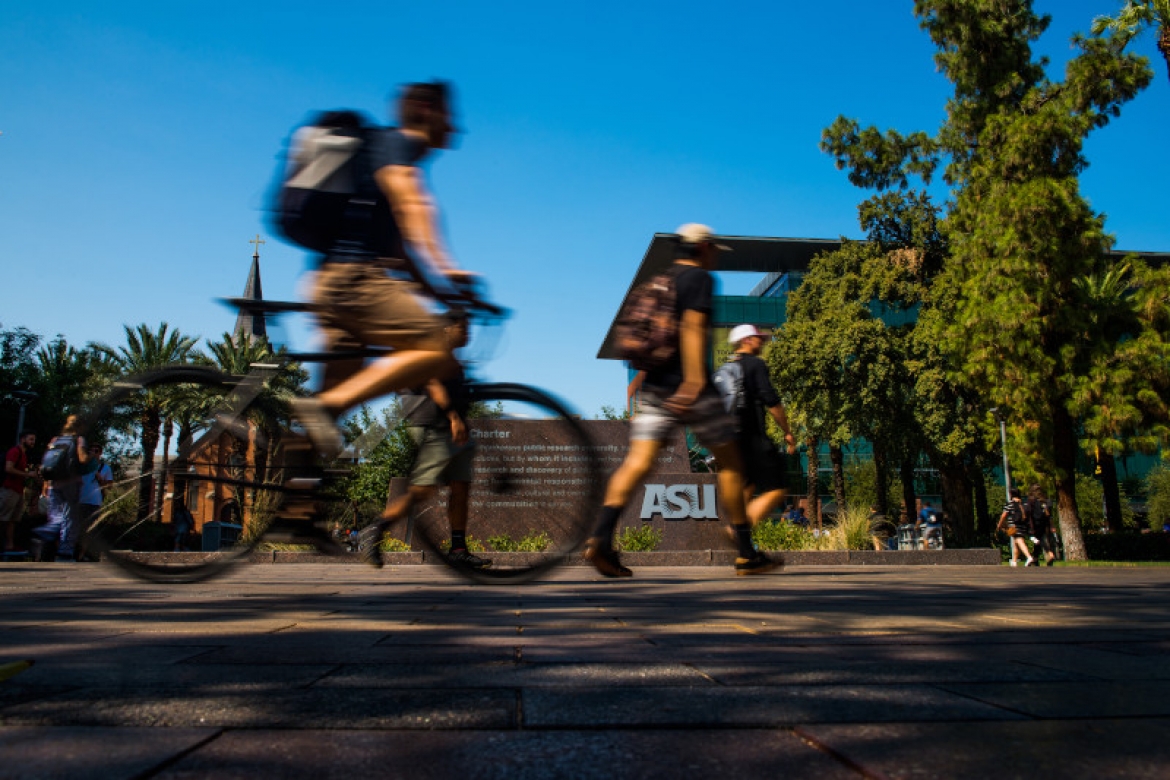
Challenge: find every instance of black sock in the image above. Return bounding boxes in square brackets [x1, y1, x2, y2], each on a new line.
[733, 524, 755, 557]
[450, 531, 467, 552]
[590, 506, 623, 548]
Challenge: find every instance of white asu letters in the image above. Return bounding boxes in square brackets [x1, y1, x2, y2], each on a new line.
[639, 484, 719, 520]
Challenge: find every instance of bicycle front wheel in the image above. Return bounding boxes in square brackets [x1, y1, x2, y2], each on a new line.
[78, 366, 295, 583]
[406, 383, 604, 583]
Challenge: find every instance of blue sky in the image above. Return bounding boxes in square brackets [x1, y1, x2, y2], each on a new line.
[3, 1, 1168, 419]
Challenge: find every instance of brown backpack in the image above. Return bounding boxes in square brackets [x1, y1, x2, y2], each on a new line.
[613, 267, 681, 371]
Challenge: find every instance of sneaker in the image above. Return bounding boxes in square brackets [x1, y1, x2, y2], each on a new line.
[291, 397, 343, 459]
[1024, 558, 1035, 567]
[584, 540, 632, 578]
[735, 551, 781, 576]
[1010, 560, 1018, 567]
[358, 523, 386, 569]
[448, 548, 492, 570]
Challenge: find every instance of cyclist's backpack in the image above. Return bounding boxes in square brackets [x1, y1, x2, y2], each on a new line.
[271, 110, 380, 253]
[613, 267, 681, 371]
[40, 435, 80, 481]
[712, 356, 746, 418]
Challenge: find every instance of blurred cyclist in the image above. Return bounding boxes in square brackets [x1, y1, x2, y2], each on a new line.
[292, 81, 476, 457]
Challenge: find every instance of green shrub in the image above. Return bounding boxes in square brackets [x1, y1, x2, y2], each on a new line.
[824, 504, 888, 550]
[1075, 474, 1138, 532]
[1083, 533, 1170, 562]
[378, 536, 412, 552]
[752, 520, 817, 551]
[1145, 465, 1170, 533]
[616, 524, 663, 552]
[487, 531, 551, 552]
[439, 535, 487, 553]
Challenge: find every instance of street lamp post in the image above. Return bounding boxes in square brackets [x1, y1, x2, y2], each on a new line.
[11, 390, 37, 445]
[989, 407, 1010, 502]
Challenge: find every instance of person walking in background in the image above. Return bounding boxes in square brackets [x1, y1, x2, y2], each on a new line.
[2, 431, 37, 555]
[996, 487, 1035, 567]
[172, 496, 194, 552]
[74, 442, 112, 560]
[722, 324, 797, 527]
[363, 309, 491, 570]
[1026, 482, 1057, 566]
[32, 415, 89, 562]
[585, 224, 778, 578]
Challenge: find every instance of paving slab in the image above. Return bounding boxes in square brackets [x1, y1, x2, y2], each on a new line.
[939, 679, 1170, 718]
[153, 729, 858, 780]
[522, 684, 1024, 727]
[0, 726, 218, 780]
[0, 688, 517, 729]
[799, 719, 1170, 780]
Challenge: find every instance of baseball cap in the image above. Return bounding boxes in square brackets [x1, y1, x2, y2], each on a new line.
[729, 324, 765, 344]
[675, 223, 732, 251]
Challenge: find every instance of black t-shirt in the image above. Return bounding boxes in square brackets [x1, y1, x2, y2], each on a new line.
[736, 352, 780, 438]
[642, 264, 714, 397]
[402, 363, 470, 428]
[1026, 498, 1050, 533]
[327, 127, 427, 263]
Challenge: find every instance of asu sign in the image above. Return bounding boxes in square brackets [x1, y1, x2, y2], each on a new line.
[640, 484, 719, 520]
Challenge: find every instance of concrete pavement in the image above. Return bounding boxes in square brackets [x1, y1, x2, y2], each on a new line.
[1, 562, 1168, 779]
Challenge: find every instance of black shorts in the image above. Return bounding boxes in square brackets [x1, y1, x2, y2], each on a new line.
[739, 435, 786, 494]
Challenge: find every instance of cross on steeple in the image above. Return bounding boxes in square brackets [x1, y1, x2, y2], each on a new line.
[234, 235, 267, 343]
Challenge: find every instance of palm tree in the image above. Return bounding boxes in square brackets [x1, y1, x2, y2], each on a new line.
[1094, 1, 1170, 85]
[92, 323, 201, 518]
[33, 337, 99, 436]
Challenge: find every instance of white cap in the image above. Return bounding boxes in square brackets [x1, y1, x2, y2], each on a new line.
[676, 223, 732, 251]
[729, 324, 765, 344]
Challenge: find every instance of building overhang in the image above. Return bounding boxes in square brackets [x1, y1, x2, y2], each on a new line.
[596, 233, 1170, 361]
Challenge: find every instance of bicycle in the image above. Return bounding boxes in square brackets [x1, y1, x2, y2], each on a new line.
[76, 289, 604, 585]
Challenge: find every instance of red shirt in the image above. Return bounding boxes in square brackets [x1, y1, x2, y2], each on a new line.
[3, 446, 28, 493]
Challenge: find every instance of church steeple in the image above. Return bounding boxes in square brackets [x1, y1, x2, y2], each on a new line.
[234, 235, 267, 343]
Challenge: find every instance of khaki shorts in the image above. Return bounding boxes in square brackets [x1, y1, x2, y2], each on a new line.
[409, 425, 474, 487]
[312, 263, 446, 353]
[630, 387, 737, 449]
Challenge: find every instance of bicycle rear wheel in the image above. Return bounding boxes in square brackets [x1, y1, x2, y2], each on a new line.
[405, 383, 603, 583]
[78, 366, 305, 583]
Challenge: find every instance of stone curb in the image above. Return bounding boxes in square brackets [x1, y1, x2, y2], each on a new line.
[110, 549, 1002, 566]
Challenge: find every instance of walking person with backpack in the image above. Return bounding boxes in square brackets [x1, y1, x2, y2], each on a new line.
[715, 324, 797, 527]
[586, 224, 779, 577]
[279, 81, 480, 458]
[996, 487, 1035, 567]
[33, 414, 90, 562]
[1026, 483, 1057, 566]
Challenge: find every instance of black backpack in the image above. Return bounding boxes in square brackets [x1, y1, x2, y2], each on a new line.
[1030, 499, 1050, 528]
[613, 267, 681, 371]
[41, 435, 80, 481]
[271, 110, 383, 253]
